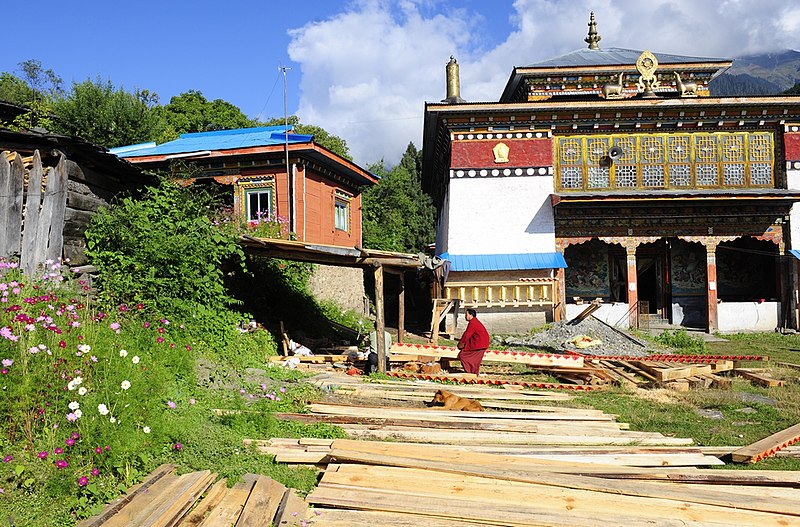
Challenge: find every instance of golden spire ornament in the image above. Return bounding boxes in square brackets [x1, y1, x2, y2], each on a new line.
[585, 12, 601, 50]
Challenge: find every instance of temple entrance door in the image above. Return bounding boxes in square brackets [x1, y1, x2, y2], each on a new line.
[636, 241, 669, 321]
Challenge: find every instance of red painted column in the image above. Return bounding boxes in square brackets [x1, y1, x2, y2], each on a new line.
[706, 242, 719, 333]
[626, 245, 639, 328]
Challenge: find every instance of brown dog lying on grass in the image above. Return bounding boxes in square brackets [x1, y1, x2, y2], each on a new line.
[428, 389, 485, 411]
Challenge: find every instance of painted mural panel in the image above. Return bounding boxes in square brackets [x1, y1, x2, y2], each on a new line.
[670, 242, 706, 295]
[565, 241, 610, 299]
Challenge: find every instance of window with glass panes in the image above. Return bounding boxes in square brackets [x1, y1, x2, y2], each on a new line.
[246, 187, 273, 221]
[334, 191, 351, 231]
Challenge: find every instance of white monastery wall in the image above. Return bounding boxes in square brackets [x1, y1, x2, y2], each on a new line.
[446, 174, 555, 255]
[788, 166, 800, 249]
[717, 302, 780, 333]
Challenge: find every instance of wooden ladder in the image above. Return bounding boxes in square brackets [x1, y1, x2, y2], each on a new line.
[430, 298, 460, 345]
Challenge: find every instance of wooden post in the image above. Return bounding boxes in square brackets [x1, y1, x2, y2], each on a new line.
[705, 241, 719, 333]
[555, 267, 566, 322]
[626, 244, 639, 328]
[398, 271, 405, 344]
[374, 263, 386, 373]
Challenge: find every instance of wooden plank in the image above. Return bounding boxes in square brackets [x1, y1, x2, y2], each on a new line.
[198, 476, 255, 527]
[631, 361, 712, 382]
[390, 343, 585, 368]
[236, 475, 287, 527]
[177, 478, 229, 527]
[300, 508, 469, 526]
[77, 464, 176, 527]
[731, 423, 800, 463]
[776, 361, 800, 371]
[135, 470, 215, 527]
[272, 489, 310, 527]
[733, 368, 784, 387]
[40, 154, 68, 263]
[19, 151, 43, 274]
[0, 151, 24, 260]
[312, 464, 800, 525]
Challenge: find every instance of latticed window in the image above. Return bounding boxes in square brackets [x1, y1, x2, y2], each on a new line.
[555, 131, 773, 191]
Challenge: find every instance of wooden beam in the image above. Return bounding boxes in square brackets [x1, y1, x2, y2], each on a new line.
[374, 263, 386, 373]
[731, 423, 800, 463]
[398, 272, 405, 344]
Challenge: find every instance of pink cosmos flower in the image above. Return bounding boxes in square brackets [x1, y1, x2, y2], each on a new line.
[91, 468, 100, 477]
[173, 443, 183, 450]
[66, 412, 77, 422]
[72, 432, 80, 439]
[167, 401, 176, 409]
[55, 460, 68, 469]
[189, 398, 196, 405]
[94, 446, 102, 454]
[3, 455, 12, 463]
[38, 451, 48, 459]
[54, 447, 63, 454]
[77, 476, 89, 486]
[65, 438, 75, 446]
[156, 337, 165, 343]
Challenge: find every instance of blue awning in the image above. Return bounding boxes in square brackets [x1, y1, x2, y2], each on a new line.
[790, 249, 800, 260]
[439, 252, 567, 271]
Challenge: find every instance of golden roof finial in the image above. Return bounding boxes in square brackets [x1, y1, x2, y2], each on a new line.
[585, 12, 601, 50]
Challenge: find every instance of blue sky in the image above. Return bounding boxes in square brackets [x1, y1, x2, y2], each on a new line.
[4, 1, 799, 165]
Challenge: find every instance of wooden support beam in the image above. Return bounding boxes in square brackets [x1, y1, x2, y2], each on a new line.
[398, 272, 405, 344]
[733, 368, 784, 387]
[374, 263, 386, 373]
[731, 423, 800, 463]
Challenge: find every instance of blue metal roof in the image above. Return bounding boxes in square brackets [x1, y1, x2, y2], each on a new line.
[790, 249, 800, 260]
[439, 252, 567, 271]
[110, 126, 314, 158]
[526, 47, 728, 69]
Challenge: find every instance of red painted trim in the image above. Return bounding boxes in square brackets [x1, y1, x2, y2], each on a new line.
[385, 371, 605, 390]
[785, 133, 800, 161]
[451, 138, 553, 168]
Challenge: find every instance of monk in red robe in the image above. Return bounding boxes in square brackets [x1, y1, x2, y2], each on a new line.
[456, 308, 490, 375]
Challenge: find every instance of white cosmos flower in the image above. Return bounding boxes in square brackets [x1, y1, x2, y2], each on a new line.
[68, 401, 80, 410]
[73, 376, 82, 386]
[73, 409, 82, 418]
[142, 426, 150, 434]
[67, 380, 76, 391]
[109, 416, 117, 424]
[120, 380, 131, 390]
[131, 356, 140, 364]
[119, 349, 128, 358]
[97, 403, 109, 415]
[77, 344, 91, 353]
[78, 387, 87, 396]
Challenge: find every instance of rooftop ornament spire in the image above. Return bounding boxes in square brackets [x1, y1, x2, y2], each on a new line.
[442, 55, 466, 103]
[585, 12, 601, 50]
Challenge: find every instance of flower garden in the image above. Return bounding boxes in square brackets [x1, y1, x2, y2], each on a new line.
[0, 258, 342, 526]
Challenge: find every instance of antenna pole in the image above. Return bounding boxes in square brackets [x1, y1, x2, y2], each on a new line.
[280, 65, 294, 234]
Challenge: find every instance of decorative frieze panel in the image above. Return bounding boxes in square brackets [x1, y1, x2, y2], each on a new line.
[451, 130, 553, 169]
[556, 131, 774, 191]
[450, 166, 553, 178]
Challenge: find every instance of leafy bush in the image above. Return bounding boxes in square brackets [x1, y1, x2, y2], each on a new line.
[652, 329, 708, 354]
[85, 178, 244, 319]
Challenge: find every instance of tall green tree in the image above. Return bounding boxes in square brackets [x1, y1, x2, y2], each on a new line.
[0, 60, 63, 130]
[362, 142, 435, 252]
[153, 90, 257, 142]
[260, 115, 351, 160]
[51, 78, 163, 148]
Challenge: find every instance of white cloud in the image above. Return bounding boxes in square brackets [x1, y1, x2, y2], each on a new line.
[289, 0, 796, 166]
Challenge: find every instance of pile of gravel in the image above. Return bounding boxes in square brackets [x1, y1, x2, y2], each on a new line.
[495, 316, 664, 357]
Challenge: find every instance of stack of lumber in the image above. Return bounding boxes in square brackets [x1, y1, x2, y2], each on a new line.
[309, 372, 575, 403]
[77, 465, 308, 527]
[303, 442, 800, 526]
[269, 402, 690, 446]
[252, 437, 726, 467]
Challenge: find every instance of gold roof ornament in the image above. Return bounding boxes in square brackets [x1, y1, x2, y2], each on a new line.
[585, 12, 601, 50]
[636, 50, 661, 97]
[442, 56, 466, 103]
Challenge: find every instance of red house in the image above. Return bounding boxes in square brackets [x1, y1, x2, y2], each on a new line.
[111, 126, 378, 247]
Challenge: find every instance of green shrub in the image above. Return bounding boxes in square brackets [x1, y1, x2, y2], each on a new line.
[85, 178, 244, 318]
[652, 329, 708, 354]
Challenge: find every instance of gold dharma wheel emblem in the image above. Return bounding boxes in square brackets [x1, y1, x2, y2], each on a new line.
[636, 50, 660, 97]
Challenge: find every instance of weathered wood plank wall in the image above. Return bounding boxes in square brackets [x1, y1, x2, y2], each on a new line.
[0, 150, 68, 275]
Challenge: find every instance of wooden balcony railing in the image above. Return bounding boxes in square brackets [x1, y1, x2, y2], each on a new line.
[444, 278, 557, 308]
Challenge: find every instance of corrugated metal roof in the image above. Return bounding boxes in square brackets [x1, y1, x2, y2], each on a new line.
[439, 252, 567, 271]
[526, 47, 728, 68]
[110, 126, 314, 158]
